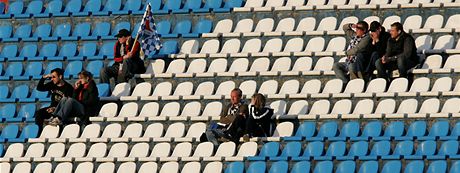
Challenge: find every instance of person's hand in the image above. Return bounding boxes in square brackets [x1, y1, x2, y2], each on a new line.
[43, 74, 52, 79]
[381, 56, 388, 64]
[371, 32, 379, 42]
[75, 79, 81, 87]
[123, 54, 130, 59]
[351, 24, 356, 29]
[47, 107, 56, 113]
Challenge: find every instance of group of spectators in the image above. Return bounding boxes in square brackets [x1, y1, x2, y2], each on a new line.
[333, 21, 419, 84]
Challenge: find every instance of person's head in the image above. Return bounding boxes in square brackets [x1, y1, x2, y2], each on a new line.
[115, 29, 131, 44]
[355, 21, 369, 37]
[230, 88, 243, 105]
[251, 93, 266, 110]
[390, 22, 404, 39]
[78, 70, 93, 84]
[50, 68, 64, 84]
[369, 21, 383, 35]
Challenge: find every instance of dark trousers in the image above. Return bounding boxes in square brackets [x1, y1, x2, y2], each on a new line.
[333, 53, 369, 83]
[375, 56, 415, 80]
[35, 107, 54, 134]
[245, 115, 272, 138]
[53, 97, 85, 125]
[100, 59, 145, 84]
[225, 115, 247, 143]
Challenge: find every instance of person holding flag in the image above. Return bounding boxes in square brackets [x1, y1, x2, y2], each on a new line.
[100, 3, 161, 84]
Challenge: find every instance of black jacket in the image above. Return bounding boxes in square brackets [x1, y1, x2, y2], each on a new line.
[37, 78, 74, 107]
[220, 102, 249, 125]
[371, 30, 391, 57]
[247, 106, 274, 137]
[385, 32, 419, 65]
[73, 80, 100, 116]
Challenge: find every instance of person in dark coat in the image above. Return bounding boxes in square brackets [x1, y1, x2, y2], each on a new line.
[366, 21, 391, 80]
[242, 93, 274, 142]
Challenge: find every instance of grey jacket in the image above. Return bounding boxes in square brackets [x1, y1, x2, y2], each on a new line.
[343, 23, 372, 56]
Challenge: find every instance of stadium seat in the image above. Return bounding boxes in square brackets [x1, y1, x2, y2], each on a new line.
[7, 104, 36, 122]
[182, 20, 213, 37]
[23, 24, 52, 42]
[86, 60, 103, 78]
[270, 142, 302, 160]
[1, 1, 24, 18]
[248, 142, 280, 161]
[0, 25, 13, 41]
[15, 44, 39, 61]
[0, 124, 19, 142]
[174, 0, 202, 13]
[225, 162, 244, 173]
[0, 62, 24, 80]
[62, 22, 91, 41]
[93, 0, 121, 15]
[113, 0, 141, 14]
[44, 23, 72, 41]
[0, 44, 19, 60]
[63, 61, 83, 79]
[0, 104, 16, 122]
[313, 161, 333, 173]
[194, 0, 223, 13]
[155, 0, 182, 14]
[291, 161, 311, 173]
[9, 124, 39, 142]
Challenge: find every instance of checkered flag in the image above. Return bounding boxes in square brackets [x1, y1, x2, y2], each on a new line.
[137, 3, 162, 58]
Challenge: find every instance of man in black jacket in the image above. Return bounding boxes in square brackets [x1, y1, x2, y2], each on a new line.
[375, 22, 418, 81]
[366, 21, 391, 80]
[35, 68, 74, 133]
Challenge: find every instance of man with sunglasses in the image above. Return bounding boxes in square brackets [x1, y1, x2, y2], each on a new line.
[333, 21, 372, 84]
[35, 68, 74, 133]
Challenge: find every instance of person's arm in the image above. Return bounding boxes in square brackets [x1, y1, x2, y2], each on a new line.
[346, 36, 371, 56]
[114, 42, 123, 63]
[80, 82, 99, 106]
[36, 77, 51, 92]
[72, 84, 83, 99]
[343, 23, 355, 38]
[391, 36, 415, 61]
[219, 104, 232, 124]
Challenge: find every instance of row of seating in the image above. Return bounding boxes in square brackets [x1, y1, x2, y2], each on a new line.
[233, 0, 460, 12]
[0, 0, 242, 19]
[205, 15, 460, 38]
[0, 104, 40, 122]
[0, 159, 457, 173]
[0, 124, 38, 143]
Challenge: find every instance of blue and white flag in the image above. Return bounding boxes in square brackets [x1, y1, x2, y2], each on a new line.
[137, 3, 162, 58]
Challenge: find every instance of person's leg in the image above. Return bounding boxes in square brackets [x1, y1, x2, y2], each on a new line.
[35, 107, 52, 133]
[375, 59, 389, 80]
[397, 57, 410, 78]
[333, 62, 350, 84]
[225, 115, 246, 142]
[99, 64, 119, 84]
[348, 62, 359, 80]
[366, 52, 380, 80]
[353, 53, 370, 81]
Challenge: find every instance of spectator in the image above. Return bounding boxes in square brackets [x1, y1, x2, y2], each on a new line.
[49, 71, 100, 126]
[375, 22, 418, 81]
[333, 21, 372, 83]
[366, 21, 391, 80]
[35, 68, 74, 133]
[242, 93, 274, 142]
[200, 88, 248, 146]
[100, 29, 146, 85]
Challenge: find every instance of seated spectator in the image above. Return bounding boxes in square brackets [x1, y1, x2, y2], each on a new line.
[333, 21, 372, 84]
[200, 88, 248, 146]
[49, 71, 100, 126]
[35, 68, 74, 133]
[100, 29, 146, 85]
[375, 22, 418, 81]
[366, 21, 391, 80]
[242, 93, 274, 142]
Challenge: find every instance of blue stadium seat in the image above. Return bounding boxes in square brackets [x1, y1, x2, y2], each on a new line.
[182, 19, 213, 38]
[285, 122, 316, 141]
[73, 0, 102, 16]
[307, 121, 338, 141]
[358, 161, 378, 173]
[396, 121, 427, 140]
[419, 120, 449, 140]
[3, 24, 32, 42]
[428, 140, 459, 159]
[156, 20, 172, 36]
[382, 141, 414, 159]
[381, 161, 401, 173]
[70, 42, 97, 60]
[452, 161, 460, 173]
[441, 121, 460, 140]
[0, 25, 12, 41]
[132, 22, 141, 37]
[269, 161, 288, 173]
[113, 0, 141, 15]
[146, 0, 163, 14]
[9, 124, 38, 142]
[2, 1, 24, 18]
[10, 44, 38, 61]
[154, 0, 181, 14]
[44, 23, 71, 41]
[247, 161, 266, 173]
[63, 22, 91, 41]
[22, 24, 52, 42]
[248, 142, 280, 161]
[427, 160, 447, 173]
[0, 85, 9, 102]
[93, 42, 115, 59]
[162, 20, 192, 38]
[404, 160, 424, 173]
[14, 0, 38, 18]
[405, 140, 436, 159]
[64, 61, 83, 79]
[359, 141, 391, 160]
[38, 43, 58, 61]
[151, 40, 178, 58]
[292, 141, 324, 161]
[63, 0, 83, 16]
[89, 22, 111, 40]
[86, 60, 103, 78]
[329, 121, 360, 141]
[0, 3, 4, 15]
[313, 161, 333, 173]
[0, 124, 20, 142]
[0, 84, 30, 103]
[315, 141, 346, 160]
[174, 0, 202, 13]
[291, 161, 311, 173]
[17, 104, 37, 122]
[0, 143, 3, 157]
[193, 0, 223, 13]
[18, 88, 49, 102]
[44, 62, 63, 75]
[94, 0, 121, 16]
[0, 62, 24, 80]
[48, 42, 77, 61]
[374, 121, 404, 141]
[0, 45, 18, 61]
[337, 161, 355, 173]
[214, 0, 243, 12]
[45, 0, 65, 17]
[27, 0, 49, 17]
[97, 83, 110, 97]
[270, 142, 301, 160]
[225, 162, 244, 173]
[337, 141, 368, 160]
[0, 104, 16, 122]
[351, 121, 382, 141]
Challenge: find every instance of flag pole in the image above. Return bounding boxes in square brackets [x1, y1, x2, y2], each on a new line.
[131, 3, 151, 52]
